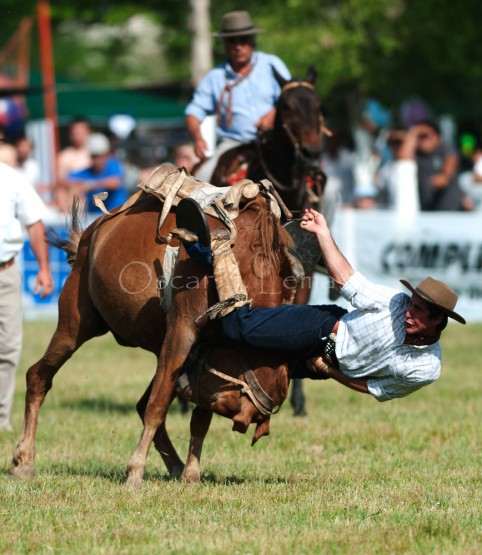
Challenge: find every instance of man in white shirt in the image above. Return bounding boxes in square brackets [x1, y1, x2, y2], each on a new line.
[221, 208, 465, 402]
[0, 162, 53, 431]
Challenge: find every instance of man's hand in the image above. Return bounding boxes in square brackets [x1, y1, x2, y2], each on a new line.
[429, 173, 450, 189]
[300, 208, 329, 235]
[255, 108, 276, 133]
[307, 357, 332, 379]
[34, 268, 53, 299]
[193, 137, 209, 161]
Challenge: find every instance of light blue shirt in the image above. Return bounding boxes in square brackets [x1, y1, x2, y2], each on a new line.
[336, 272, 441, 402]
[185, 51, 291, 142]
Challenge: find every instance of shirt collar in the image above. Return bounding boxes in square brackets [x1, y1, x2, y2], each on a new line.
[224, 51, 258, 79]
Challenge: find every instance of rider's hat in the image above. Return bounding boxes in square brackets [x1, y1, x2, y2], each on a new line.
[212, 11, 264, 38]
[400, 276, 466, 324]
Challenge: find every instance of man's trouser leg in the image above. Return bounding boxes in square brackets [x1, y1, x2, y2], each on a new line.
[221, 304, 346, 357]
[0, 264, 22, 431]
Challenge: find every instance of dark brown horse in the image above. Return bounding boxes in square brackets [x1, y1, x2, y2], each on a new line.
[210, 66, 327, 416]
[211, 65, 326, 220]
[12, 179, 298, 484]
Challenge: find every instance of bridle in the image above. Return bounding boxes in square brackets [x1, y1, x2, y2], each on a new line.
[255, 80, 327, 205]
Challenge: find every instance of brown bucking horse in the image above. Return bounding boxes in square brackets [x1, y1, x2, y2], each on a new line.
[210, 65, 327, 416]
[11, 177, 300, 485]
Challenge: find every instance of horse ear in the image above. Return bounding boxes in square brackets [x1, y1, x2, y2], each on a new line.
[306, 65, 317, 85]
[272, 65, 289, 89]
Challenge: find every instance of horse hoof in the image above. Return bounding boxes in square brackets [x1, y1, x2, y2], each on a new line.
[126, 474, 143, 488]
[181, 468, 201, 484]
[169, 465, 185, 480]
[11, 463, 35, 479]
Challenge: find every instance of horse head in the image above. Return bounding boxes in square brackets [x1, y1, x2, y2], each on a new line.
[272, 64, 324, 165]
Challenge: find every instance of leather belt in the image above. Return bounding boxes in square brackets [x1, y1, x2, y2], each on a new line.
[0, 257, 14, 271]
[321, 319, 340, 368]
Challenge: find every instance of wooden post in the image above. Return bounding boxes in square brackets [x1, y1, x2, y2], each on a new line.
[37, 0, 59, 182]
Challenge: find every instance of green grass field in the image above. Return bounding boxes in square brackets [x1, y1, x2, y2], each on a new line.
[0, 320, 480, 554]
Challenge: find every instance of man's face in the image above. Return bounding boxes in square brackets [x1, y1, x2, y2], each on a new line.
[91, 153, 108, 173]
[70, 122, 91, 148]
[404, 294, 441, 336]
[416, 124, 441, 154]
[223, 36, 254, 68]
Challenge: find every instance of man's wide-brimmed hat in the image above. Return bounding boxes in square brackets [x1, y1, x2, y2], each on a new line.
[212, 11, 264, 38]
[400, 276, 466, 324]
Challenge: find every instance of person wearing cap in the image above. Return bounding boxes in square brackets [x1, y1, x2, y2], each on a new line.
[0, 161, 53, 432]
[220, 208, 465, 402]
[185, 10, 291, 182]
[64, 133, 128, 214]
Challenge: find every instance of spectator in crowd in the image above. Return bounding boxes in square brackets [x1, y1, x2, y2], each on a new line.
[0, 124, 17, 167]
[56, 117, 92, 212]
[173, 143, 200, 173]
[64, 133, 128, 214]
[377, 130, 420, 217]
[185, 10, 291, 182]
[458, 143, 482, 210]
[471, 145, 482, 183]
[14, 134, 42, 191]
[0, 161, 53, 432]
[351, 99, 391, 209]
[321, 127, 355, 216]
[399, 120, 469, 211]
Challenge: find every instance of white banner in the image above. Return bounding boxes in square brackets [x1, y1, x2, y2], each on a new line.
[311, 208, 482, 322]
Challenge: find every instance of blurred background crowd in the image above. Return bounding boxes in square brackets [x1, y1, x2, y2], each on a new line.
[2, 96, 482, 217]
[2, 1, 482, 217]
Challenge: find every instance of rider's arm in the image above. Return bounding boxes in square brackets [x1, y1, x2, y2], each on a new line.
[300, 209, 354, 289]
[186, 114, 209, 161]
[324, 366, 370, 394]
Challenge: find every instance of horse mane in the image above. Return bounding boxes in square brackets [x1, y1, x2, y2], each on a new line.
[240, 196, 293, 269]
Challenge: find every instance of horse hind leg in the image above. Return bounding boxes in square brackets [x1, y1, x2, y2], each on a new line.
[136, 380, 184, 479]
[182, 406, 213, 484]
[12, 281, 108, 478]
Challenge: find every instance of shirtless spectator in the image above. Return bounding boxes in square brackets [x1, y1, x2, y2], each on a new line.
[56, 117, 92, 212]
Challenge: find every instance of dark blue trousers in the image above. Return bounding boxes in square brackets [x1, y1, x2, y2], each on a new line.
[221, 304, 347, 358]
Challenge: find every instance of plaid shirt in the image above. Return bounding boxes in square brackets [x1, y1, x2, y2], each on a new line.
[336, 272, 441, 402]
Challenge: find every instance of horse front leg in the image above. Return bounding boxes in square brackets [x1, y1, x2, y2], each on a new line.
[126, 329, 195, 487]
[136, 380, 184, 479]
[182, 406, 213, 484]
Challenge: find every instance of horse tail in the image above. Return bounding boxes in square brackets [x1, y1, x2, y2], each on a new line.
[46, 196, 85, 267]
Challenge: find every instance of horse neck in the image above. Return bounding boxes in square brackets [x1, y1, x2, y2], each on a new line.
[235, 200, 294, 306]
[260, 137, 307, 211]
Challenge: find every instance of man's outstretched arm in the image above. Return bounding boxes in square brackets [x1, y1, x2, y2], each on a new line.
[310, 357, 369, 394]
[300, 208, 354, 289]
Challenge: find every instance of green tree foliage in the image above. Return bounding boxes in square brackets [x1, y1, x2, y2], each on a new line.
[2, 0, 482, 122]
